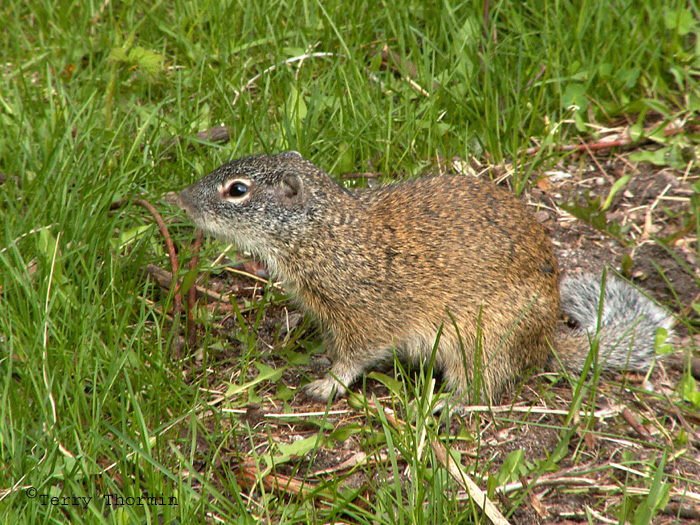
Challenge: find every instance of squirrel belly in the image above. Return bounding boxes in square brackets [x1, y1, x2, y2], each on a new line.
[179, 152, 673, 403]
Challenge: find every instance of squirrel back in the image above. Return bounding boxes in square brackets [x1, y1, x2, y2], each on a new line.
[179, 152, 673, 402]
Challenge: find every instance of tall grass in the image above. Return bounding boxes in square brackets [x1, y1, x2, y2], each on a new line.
[1, 0, 698, 522]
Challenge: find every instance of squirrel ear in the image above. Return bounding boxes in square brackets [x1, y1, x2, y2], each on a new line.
[279, 150, 303, 160]
[277, 173, 306, 205]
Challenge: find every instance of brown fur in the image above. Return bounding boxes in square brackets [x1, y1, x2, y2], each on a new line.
[179, 151, 670, 403]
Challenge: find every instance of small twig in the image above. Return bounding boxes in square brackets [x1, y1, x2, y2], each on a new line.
[459, 403, 624, 420]
[641, 183, 672, 241]
[232, 52, 337, 106]
[144, 264, 233, 305]
[523, 121, 692, 156]
[238, 461, 315, 499]
[311, 451, 375, 476]
[680, 158, 695, 184]
[497, 475, 596, 495]
[89, 0, 111, 25]
[524, 138, 630, 156]
[379, 44, 431, 97]
[661, 502, 700, 521]
[585, 506, 618, 524]
[663, 393, 700, 445]
[665, 352, 700, 382]
[620, 407, 651, 438]
[431, 436, 511, 525]
[0, 224, 56, 255]
[579, 137, 611, 179]
[525, 64, 547, 90]
[518, 474, 549, 518]
[160, 125, 232, 157]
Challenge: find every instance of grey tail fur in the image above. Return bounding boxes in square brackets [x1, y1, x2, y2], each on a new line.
[554, 273, 674, 373]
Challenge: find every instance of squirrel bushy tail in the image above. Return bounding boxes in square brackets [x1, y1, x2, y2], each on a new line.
[553, 274, 674, 373]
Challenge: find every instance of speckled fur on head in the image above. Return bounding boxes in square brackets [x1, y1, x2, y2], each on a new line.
[179, 152, 673, 405]
[178, 151, 356, 280]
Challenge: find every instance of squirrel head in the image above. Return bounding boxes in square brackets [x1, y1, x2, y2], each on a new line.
[179, 151, 353, 271]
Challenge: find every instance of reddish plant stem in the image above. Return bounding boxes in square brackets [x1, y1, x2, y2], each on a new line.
[133, 199, 182, 319]
[187, 229, 203, 348]
[112, 197, 184, 354]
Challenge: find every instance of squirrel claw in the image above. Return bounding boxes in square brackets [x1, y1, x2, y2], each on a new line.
[302, 376, 347, 402]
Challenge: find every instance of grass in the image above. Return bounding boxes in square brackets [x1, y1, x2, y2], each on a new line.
[1, 0, 699, 523]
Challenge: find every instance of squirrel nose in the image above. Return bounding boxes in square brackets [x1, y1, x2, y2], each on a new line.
[178, 186, 196, 213]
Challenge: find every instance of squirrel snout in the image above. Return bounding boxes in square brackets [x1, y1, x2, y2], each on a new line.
[177, 186, 201, 220]
[177, 192, 191, 213]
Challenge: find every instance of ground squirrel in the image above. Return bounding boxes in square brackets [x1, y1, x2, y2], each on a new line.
[179, 151, 673, 402]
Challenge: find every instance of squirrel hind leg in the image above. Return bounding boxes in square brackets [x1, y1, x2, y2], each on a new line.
[439, 351, 505, 405]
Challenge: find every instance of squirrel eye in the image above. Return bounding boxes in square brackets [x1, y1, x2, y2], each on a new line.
[227, 182, 249, 198]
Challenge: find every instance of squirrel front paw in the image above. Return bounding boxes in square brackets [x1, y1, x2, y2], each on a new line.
[302, 375, 347, 402]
